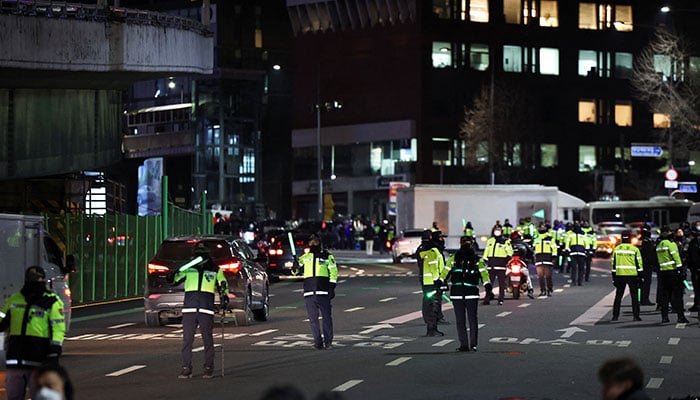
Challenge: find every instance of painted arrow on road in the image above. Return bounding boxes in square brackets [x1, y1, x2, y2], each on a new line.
[556, 327, 587, 338]
[359, 323, 394, 335]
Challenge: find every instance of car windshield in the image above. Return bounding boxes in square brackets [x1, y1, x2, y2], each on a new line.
[600, 227, 627, 236]
[157, 240, 231, 261]
[402, 230, 425, 238]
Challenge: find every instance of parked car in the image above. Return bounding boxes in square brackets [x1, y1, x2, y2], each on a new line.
[391, 228, 426, 263]
[258, 229, 309, 279]
[144, 235, 270, 327]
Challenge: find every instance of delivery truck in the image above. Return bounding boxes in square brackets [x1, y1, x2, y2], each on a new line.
[395, 185, 585, 249]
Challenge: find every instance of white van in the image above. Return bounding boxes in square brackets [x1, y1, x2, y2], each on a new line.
[687, 202, 700, 225]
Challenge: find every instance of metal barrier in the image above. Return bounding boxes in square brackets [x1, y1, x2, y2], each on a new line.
[45, 203, 211, 305]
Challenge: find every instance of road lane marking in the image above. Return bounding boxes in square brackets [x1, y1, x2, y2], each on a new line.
[412, 290, 422, 294]
[193, 344, 221, 353]
[432, 339, 453, 347]
[563, 284, 571, 288]
[95, 334, 125, 340]
[379, 297, 397, 302]
[250, 329, 278, 336]
[675, 322, 687, 328]
[106, 365, 146, 377]
[386, 357, 412, 366]
[569, 289, 617, 326]
[108, 323, 135, 329]
[344, 307, 365, 313]
[293, 289, 303, 293]
[668, 337, 680, 345]
[496, 312, 511, 317]
[554, 289, 564, 293]
[333, 380, 363, 392]
[380, 304, 454, 324]
[660, 356, 673, 364]
[646, 378, 663, 389]
[518, 303, 531, 308]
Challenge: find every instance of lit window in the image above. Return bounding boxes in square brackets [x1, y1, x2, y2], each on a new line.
[539, 48, 559, 75]
[476, 141, 489, 165]
[578, 50, 597, 76]
[432, 138, 452, 166]
[579, 3, 596, 29]
[540, 144, 558, 167]
[370, 147, 382, 172]
[432, 41, 452, 68]
[503, 0, 521, 24]
[614, 101, 633, 127]
[470, 44, 489, 71]
[615, 52, 633, 79]
[614, 5, 633, 31]
[653, 113, 671, 129]
[578, 100, 596, 123]
[470, 0, 489, 22]
[503, 45, 522, 73]
[504, 143, 521, 167]
[540, 1, 558, 27]
[432, 0, 450, 19]
[579, 145, 596, 172]
[255, 29, 263, 48]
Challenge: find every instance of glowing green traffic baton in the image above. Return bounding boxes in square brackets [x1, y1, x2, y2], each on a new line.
[178, 256, 204, 272]
[442, 292, 453, 304]
[288, 232, 301, 276]
[683, 279, 693, 291]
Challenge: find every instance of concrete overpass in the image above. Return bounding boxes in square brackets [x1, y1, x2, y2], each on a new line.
[0, 1, 213, 180]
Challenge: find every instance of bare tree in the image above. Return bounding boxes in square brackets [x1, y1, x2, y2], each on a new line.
[632, 26, 700, 161]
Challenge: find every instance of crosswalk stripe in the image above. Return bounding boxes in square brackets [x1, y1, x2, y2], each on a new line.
[106, 365, 146, 377]
[386, 357, 411, 366]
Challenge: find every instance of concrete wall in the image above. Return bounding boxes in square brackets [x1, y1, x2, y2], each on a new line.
[0, 14, 213, 74]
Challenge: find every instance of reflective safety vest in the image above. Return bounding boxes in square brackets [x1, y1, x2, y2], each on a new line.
[534, 235, 558, 266]
[173, 259, 228, 315]
[502, 224, 514, 235]
[483, 237, 513, 269]
[581, 227, 596, 251]
[565, 232, 590, 256]
[463, 227, 475, 237]
[420, 247, 445, 286]
[300, 249, 338, 296]
[0, 291, 65, 368]
[612, 243, 643, 277]
[444, 251, 490, 300]
[656, 239, 683, 272]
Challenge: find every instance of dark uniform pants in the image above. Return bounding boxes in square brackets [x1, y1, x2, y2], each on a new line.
[305, 295, 333, 347]
[585, 253, 592, 281]
[612, 276, 640, 319]
[5, 368, 36, 400]
[422, 286, 441, 332]
[182, 311, 215, 369]
[639, 266, 654, 304]
[488, 269, 507, 302]
[570, 255, 586, 286]
[452, 299, 478, 348]
[536, 264, 553, 293]
[658, 271, 685, 320]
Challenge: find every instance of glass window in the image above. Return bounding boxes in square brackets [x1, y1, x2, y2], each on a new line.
[476, 141, 489, 164]
[540, 0, 558, 27]
[654, 54, 671, 80]
[370, 146, 382, 172]
[433, 0, 450, 19]
[432, 42, 452, 68]
[578, 50, 597, 76]
[503, 0, 521, 24]
[578, 100, 596, 123]
[579, 145, 596, 171]
[615, 52, 633, 79]
[539, 48, 559, 75]
[579, 3, 596, 29]
[470, 0, 489, 22]
[653, 113, 671, 129]
[614, 5, 632, 31]
[470, 44, 489, 71]
[540, 144, 558, 167]
[432, 138, 452, 166]
[614, 101, 632, 127]
[503, 45, 522, 73]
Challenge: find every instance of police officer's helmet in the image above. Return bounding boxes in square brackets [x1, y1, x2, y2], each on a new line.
[510, 231, 520, 241]
[193, 242, 210, 255]
[25, 266, 46, 283]
[660, 225, 673, 238]
[308, 234, 322, 246]
[421, 230, 432, 242]
[620, 230, 632, 243]
[430, 230, 445, 244]
[538, 224, 547, 234]
[460, 235, 475, 248]
[512, 242, 527, 257]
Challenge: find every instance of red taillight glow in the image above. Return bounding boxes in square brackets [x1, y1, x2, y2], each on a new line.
[148, 294, 161, 299]
[398, 239, 409, 245]
[148, 263, 170, 274]
[631, 237, 639, 246]
[219, 262, 241, 274]
[609, 236, 617, 244]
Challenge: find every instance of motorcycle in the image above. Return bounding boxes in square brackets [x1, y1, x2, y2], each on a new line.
[505, 255, 529, 299]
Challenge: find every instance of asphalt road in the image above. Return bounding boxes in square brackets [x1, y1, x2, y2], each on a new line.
[11, 254, 700, 400]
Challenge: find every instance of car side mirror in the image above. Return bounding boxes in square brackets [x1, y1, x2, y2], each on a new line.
[64, 254, 77, 274]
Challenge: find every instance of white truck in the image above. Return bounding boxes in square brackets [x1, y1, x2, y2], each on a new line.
[395, 184, 585, 249]
[0, 213, 76, 364]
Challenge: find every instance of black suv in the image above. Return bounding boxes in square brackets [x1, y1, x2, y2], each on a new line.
[144, 235, 270, 327]
[258, 230, 309, 279]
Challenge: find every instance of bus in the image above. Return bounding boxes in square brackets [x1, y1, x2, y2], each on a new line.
[581, 197, 692, 230]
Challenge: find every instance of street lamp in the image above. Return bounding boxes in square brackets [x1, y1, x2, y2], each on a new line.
[315, 100, 342, 221]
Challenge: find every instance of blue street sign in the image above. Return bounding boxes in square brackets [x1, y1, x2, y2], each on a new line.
[678, 182, 697, 193]
[630, 145, 663, 157]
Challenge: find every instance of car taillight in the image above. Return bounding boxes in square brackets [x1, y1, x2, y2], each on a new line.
[64, 287, 72, 298]
[269, 248, 284, 256]
[219, 262, 241, 274]
[398, 239, 409, 245]
[609, 236, 617, 244]
[148, 263, 170, 274]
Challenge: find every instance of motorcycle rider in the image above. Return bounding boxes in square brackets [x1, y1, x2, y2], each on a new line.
[611, 230, 643, 322]
[534, 224, 558, 297]
[637, 224, 657, 306]
[509, 231, 535, 299]
[443, 236, 493, 352]
[483, 227, 513, 305]
[656, 226, 690, 324]
[417, 230, 447, 336]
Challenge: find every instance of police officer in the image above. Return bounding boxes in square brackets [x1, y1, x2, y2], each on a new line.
[444, 236, 492, 352]
[0, 266, 65, 400]
[299, 234, 338, 349]
[483, 226, 513, 305]
[167, 242, 228, 379]
[581, 220, 596, 282]
[418, 230, 447, 336]
[610, 230, 643, 322]
[534, 224, 557, 297]
[502, 219, 514, 236]
[637, 224, 658, 306]
[656, 227, 690, 324]
[565, 223, 590, 286]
